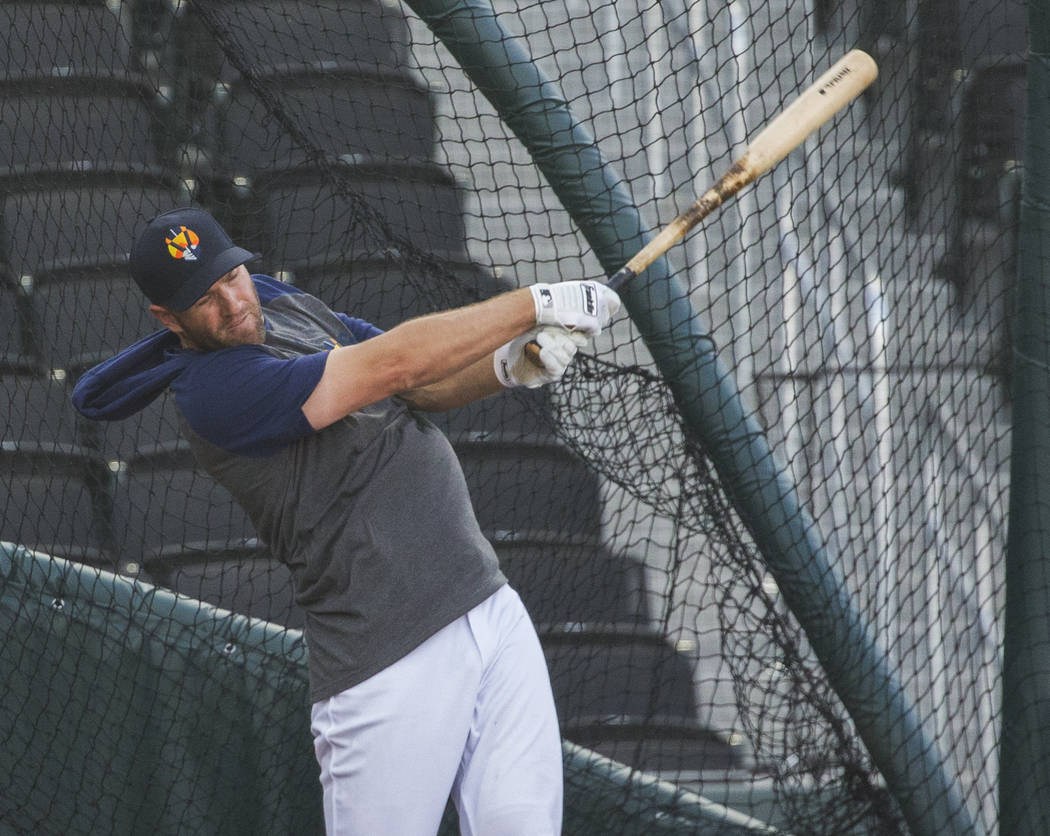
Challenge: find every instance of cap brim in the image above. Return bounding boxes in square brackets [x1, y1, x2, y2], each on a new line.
[164, 247, 260, 311]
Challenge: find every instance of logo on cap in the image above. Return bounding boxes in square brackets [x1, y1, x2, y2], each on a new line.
[165, 225, 200, 262]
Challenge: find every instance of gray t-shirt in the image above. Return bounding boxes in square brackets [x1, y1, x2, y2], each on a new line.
[178, 290, 506, 702]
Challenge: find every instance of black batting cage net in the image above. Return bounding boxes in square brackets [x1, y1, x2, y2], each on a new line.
[0, 0, 1022, 834]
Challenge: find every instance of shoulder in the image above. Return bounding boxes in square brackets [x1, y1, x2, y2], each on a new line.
[252, 273, 384, 344]
[252, 273, 307, 305]
[172, 344, 325, 456]
[253, 273, 347, 330]
[172, 344, 289, 407]
[175, 343, 326, 400]
[176, 343, 274, 381]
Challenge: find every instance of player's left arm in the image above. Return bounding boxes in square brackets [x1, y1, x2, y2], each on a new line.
[399, 326, 588, 412]
[397, 353, 502, 412]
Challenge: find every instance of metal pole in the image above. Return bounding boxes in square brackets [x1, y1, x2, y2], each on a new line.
[1001, 1, 1050, 831]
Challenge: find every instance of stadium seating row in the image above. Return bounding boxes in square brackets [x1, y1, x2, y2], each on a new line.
[3, 426, 602, 564]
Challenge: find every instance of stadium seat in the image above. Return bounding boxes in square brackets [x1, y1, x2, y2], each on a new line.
[111, 440, 258, 570]
[0, 166, 188, 368]
[24, 259, 157, 371]
[452, 433, 603, 537]
[1, 357, 79, 447]
[0, 76, 167, 173]
[860, 0, 909, 42]
[903, 0, 1026, 224]
[156, 0, 414, 173]
[934, 57, 1025, 292]
[278, 254, 513, 331]
[563, 718, 750, 775]
[205, 66, 435, 176]
[171, 0, 410, 83]
[92, 385, 184, 463]
[0, 440, 112, 566]
[233, 159, 469, 265]
[278, 256, 450, 331]
[489, 531, 650, 627]
[0, 285, 27, 356]
[0, 167, 189, 288]
[141, 538, 302, 629]
[112, 439, 299, 625]
[541, 625, 698, 723]
[0, 2, 133, 79]
[913, 0, 962, 135]
[956, 0, 1027, 66]
[908, 0, 1024, 133]
[429, 389, 557, 441]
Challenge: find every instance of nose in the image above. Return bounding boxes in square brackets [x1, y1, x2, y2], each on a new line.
[215, 283, 243, 316]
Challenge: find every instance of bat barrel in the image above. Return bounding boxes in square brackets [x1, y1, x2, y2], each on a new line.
[604, 49, 877, 291]
[744, 49, 878, 177]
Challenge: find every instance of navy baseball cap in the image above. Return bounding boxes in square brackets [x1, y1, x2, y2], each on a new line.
[130, 207, 258, 311]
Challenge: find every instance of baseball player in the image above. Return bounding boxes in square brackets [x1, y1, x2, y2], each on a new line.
[73, 207, 621, 834]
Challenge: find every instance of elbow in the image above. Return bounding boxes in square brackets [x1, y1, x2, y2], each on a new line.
[302, 346, 417, 429]
[303, 334, 446, 429]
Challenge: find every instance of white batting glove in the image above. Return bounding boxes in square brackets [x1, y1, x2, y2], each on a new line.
[494, 326, 589, 388]
[530, 280, 621, 336]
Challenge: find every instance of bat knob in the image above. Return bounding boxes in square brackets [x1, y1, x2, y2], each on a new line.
[524, 339, 544, 367]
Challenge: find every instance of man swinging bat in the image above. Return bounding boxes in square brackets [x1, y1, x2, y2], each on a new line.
[73, 206, 621, 835]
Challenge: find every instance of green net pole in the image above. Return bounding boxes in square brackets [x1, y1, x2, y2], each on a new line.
[1002, 1, 1050, 832]
[402, 1, 975, 832]
[561, 742, 778, 835]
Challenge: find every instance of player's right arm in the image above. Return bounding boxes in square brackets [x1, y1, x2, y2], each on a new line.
[301, 282, 619, 431]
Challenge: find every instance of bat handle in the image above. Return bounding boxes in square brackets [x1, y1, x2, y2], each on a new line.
[523, 339, 543, 367]
[606, 265, 635, 291]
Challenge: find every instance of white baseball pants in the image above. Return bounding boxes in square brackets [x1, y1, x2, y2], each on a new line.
[310, 584, 563, 835]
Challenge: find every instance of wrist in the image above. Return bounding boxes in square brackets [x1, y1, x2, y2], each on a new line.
[529, 283, 554, 326]
[493, 340, 519, 388]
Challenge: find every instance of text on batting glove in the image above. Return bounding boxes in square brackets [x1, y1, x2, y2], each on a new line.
[530, 280, 621, 337]
[494, 326, 589, 388]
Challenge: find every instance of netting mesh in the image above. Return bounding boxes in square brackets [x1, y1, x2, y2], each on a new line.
[0, 0, 1024, 833]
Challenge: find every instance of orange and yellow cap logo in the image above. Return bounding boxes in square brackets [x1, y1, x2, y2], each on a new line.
[165, 225, 200, 262]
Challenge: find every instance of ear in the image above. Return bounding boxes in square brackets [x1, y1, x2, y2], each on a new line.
[149, 304, 183, 336]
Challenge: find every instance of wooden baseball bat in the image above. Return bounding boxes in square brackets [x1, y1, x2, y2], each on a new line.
[526, 49, 877, 363]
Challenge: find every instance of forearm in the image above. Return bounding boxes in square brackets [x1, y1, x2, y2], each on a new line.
[398, 353, 502, 412]
[302, 288, 535, 429]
